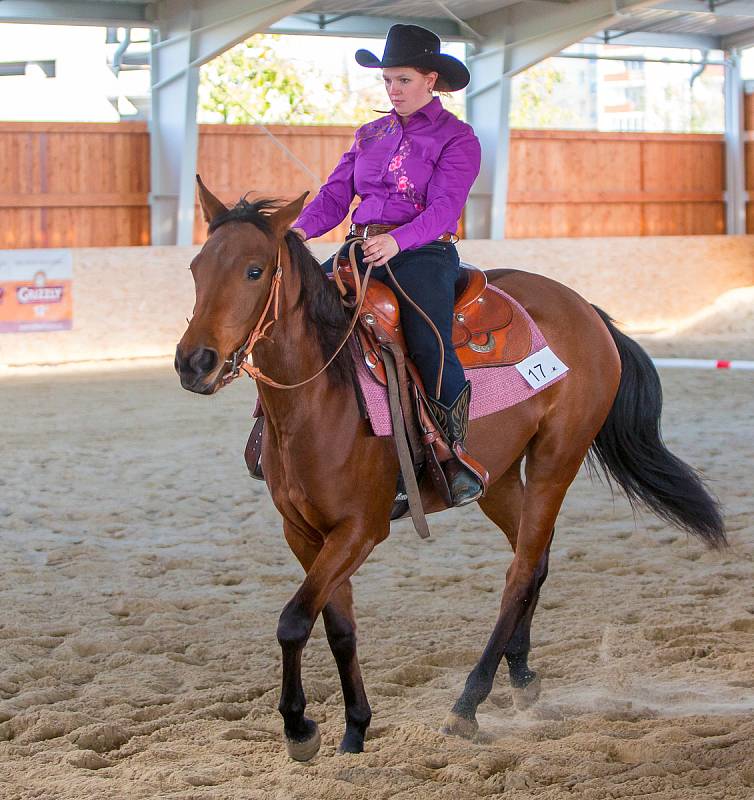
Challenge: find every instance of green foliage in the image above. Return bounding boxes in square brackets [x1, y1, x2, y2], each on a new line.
[510, 62, 578, 128]
[199, 33, 468, 126]
[199, 34, 333, 124]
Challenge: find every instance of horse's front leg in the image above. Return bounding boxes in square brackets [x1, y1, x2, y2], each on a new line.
[278, 518, 383, 761]
[323, 579, 372, 754]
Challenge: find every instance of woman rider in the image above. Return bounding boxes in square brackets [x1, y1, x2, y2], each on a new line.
[292, 24, 486, 507]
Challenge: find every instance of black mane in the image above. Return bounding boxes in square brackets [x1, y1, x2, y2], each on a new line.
[210, 197, 355, 387]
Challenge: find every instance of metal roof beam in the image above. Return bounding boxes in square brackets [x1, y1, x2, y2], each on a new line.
[268, 13, 462, 40]
[585, 29, 722, 50]
[721, 24, 754, 50]
[653, 0, 754, 18]
[468, 0, 659, 78]
[0, 0, 153, 26]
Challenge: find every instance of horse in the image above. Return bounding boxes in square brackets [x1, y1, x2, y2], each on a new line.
[175, 178, 725, 761]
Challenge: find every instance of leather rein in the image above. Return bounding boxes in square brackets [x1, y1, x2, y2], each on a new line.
[221, 237, 373, 390]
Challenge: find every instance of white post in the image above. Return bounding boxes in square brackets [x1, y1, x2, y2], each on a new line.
[724, 49, 747, 235]
[466, 37, 511, 239]
[149, 10, 199, 246]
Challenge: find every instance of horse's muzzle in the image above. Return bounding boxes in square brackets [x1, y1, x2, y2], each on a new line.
[175, 345, 220, 394]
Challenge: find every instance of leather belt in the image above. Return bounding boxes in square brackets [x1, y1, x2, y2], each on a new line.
[349, 223, 455, 243]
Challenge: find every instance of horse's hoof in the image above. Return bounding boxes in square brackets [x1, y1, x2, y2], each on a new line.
[285, 722, 321, 762]
[512, 673, 542, 711]
[336, 731, 365, 755]
[441, 711, 478, 740]
[336, 742, 363, 755]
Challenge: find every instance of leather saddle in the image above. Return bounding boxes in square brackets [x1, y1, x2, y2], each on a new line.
[333, 256, 532, 387]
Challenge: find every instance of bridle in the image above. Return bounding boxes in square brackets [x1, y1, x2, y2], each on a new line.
[221, 237, 372, 391]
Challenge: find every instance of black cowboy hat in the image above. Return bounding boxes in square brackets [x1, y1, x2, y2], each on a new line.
[355, 24, 470, 92]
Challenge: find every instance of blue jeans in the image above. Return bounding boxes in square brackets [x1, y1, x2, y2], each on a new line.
[322, 239, 466, 405]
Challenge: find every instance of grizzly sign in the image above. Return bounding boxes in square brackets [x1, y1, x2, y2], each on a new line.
[0, 249, 73, 333]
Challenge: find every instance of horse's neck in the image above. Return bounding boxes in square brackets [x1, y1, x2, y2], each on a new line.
[253, 265, 357, 435]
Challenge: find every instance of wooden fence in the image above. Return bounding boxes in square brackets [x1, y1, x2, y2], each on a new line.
[507, 130, 725, 237]
[746, 91, 754, 235]
[0, 122, 150, 249]
[0, 119, 747, 249]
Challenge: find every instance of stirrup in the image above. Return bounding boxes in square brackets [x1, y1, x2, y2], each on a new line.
[444, 458, 483, 507]
[390, 473, 409, 520]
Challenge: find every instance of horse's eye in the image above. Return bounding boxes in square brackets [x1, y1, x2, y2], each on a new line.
[246, 266, 263, 281]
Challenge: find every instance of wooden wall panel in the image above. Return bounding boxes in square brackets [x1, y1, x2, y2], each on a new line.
[507, 202, 643, 238]
[642, 203, 725, 236]
[0, 121, 737, 247]
[193, 124, 356, 244]
[506, 130, 724, 238]
[0, 122, 150, 249]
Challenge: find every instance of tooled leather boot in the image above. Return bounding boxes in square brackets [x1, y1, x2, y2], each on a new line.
[427, 381, 487, 507]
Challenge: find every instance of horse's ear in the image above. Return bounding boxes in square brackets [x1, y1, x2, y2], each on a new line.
[196, 175, 227, 224]
[269, 191, 309, 237]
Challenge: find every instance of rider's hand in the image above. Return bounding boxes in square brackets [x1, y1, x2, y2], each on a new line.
[291, 227, 307, 240]
[361, 234, 400, 267]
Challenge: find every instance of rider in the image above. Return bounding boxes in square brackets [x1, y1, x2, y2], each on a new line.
[292, 24, 485, 507]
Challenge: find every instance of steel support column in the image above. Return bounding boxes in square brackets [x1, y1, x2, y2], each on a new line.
[465, 39, 512, 239]
[149, 0, 312, 245]
[724, 49, 747, 235]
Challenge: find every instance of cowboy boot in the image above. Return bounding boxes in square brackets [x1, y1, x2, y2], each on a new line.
[426, 381, 488, 507]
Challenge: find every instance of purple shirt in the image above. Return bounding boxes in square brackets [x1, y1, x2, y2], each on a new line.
[293, 97, 481, 251]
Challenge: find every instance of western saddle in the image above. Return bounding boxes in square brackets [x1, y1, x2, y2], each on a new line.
[334, 256, 532, 387]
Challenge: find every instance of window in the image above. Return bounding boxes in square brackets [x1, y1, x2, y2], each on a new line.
[625, 86, 645, 109]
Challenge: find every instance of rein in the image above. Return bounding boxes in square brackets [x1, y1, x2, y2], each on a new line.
[222, 237, 373, 390]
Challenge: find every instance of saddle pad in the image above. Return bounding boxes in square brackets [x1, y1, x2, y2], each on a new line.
[356, 285, 567, 437]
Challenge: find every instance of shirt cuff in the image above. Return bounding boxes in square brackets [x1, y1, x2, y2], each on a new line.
[390, 225, 419, 252]
[292, 216, 317, 240]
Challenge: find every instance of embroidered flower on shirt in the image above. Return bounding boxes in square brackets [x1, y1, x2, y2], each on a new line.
[391, 136, 426, 210]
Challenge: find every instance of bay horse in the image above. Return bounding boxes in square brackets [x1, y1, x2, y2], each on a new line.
[175, 179, 725, 761]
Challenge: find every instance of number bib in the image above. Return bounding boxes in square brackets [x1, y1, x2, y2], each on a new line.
[515, 346, 569, 389]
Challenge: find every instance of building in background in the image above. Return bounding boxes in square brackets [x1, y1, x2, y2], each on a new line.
[595, 46, 724, 132]
[0, 24, 150, 121]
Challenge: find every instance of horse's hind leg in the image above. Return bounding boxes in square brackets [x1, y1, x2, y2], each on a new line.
[503, 538, 552, 709]
[477, 463, 553, 706]
[444, 435, 583, 739]
[323, 579, 372, 754]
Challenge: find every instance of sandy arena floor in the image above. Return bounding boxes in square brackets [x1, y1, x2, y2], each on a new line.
[0, 354, 752, 799]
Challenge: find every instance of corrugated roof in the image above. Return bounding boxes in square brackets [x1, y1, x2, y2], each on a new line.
[3, 1, 753, 50]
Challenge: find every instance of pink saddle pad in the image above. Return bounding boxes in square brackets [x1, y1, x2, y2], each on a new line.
[356, 285, 567, 437]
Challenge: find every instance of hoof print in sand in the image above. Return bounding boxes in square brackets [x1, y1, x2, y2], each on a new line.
[66, 749, 113, 770]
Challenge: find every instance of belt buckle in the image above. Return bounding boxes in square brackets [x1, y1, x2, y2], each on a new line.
[362, 224, 370, 239]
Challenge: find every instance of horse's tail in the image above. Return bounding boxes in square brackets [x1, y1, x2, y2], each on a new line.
[587, 306, 726, 549]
